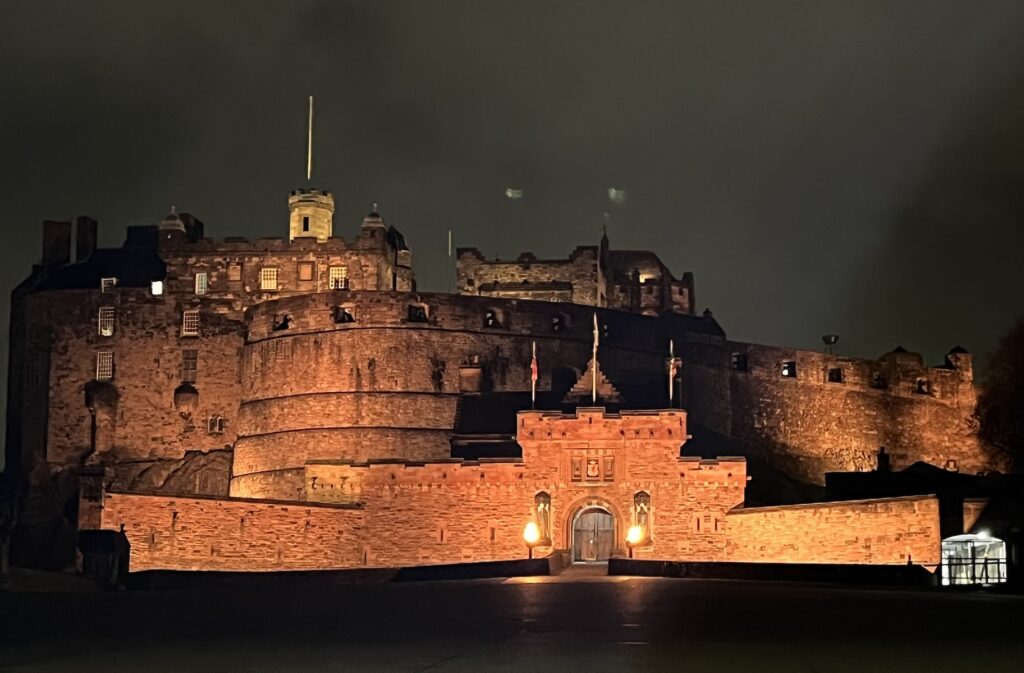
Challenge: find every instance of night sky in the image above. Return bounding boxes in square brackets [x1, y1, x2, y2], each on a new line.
[3, 1, 1024, 454]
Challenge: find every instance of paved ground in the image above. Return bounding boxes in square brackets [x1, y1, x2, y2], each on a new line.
[1, 568, 1021, 672]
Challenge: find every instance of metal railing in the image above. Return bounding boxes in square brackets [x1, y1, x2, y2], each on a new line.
[941, 557, 1008, 586]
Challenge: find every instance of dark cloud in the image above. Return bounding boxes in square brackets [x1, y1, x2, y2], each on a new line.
[3, 1, 1024, 456]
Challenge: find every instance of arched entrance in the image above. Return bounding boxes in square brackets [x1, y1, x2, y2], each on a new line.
[572, 507, 615, 562]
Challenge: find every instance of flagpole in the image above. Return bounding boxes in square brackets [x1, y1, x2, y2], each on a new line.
[592, 313, 599, 404]
[531, 341, 537, 410]
[669, 339, 675, 407]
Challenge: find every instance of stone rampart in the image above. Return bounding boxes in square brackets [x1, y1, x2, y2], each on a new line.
[725, 495, 942, 566]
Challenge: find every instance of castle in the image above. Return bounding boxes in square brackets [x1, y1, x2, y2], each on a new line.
[3, 185, 1003, 573]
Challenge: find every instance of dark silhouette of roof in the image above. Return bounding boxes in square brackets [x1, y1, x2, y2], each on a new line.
[35, 247, 166, 291]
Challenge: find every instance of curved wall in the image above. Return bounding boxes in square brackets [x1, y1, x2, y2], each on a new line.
[231, 291, 695, 498]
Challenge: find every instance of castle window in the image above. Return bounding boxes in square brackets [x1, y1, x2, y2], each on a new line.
[332, 305, 356, 324]
[302, 216, 310, 232]
[483, 309, 503, 329]
[329, 266, 349, 289]
[273, 314, 292, 331]
[150, 280, 164, 296]
[182, 309, 200, 337]
[407, 304, 429, 323]
[297, 262, 315, 282]
[870, 371, 887, 389]
[827, 367, 844, 384]
[915, 378, 931, 395]
[781, 360, 797, 378]
[181, 349, 198, 383]
[259, 267, 278, 291]
[98, 307, 115, 337]
[100, 277, 117, 293]
[207, 415, 225, 434]
[194, 272, 208, 295]
[731, 353, 748, 371]
[227, 264, 242, 282]
[95, 352, 114, 381]
[603, 456, 615, 481]
[550, 313, 570, 332]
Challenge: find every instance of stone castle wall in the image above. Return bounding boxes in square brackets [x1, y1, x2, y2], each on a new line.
[694, 341, 995, 484]
[456, 247, 602, 306]
[25, 288, 242, 495]
[233, 292, 691, 498]
[23, 281, 994, 505]
[725, 495, 943, 566]
[96, 409, 755, 571]
[97, 491, 364, 571]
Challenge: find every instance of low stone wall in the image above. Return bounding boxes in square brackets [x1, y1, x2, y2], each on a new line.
[725, 495, 942, 567]
[99, 492, 364, 571]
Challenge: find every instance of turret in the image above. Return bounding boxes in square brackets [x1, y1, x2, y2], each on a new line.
[288, 189, 334, 241]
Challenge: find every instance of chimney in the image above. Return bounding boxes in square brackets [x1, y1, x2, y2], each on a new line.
[75, 216, 98, 262]
[42, 220, 72, 270]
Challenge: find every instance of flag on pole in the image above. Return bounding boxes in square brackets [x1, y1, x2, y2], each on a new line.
[668, 340, 677, 405]
[592, 313, 599, 404]
[530, 341, 538, 409]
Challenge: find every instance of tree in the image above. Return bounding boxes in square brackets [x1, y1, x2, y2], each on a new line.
[977, 316, 1024, 469]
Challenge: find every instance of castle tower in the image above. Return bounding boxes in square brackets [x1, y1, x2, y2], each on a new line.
[288, 188, 334, 241]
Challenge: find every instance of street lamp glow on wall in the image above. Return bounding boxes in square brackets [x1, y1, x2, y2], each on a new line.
[523, 521, 541, 559]
[626, 525, 644, 559]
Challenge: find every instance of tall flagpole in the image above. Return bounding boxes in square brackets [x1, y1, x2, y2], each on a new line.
[530, 341, 538, 409]
[669, 339, 675, 407]
[306, 95, 314, 182]
[447, 229, 453, 294]
[592, 313, 599, 404]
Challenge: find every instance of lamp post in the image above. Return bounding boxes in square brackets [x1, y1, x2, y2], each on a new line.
[523, 521, 541, 560]
[626, 525, 644, 560]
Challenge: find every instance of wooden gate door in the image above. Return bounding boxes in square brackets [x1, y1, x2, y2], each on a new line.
[573, 509, 615, 562]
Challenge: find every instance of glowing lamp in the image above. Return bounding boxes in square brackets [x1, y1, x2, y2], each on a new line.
[977, 530, 991, 540]
[523, 521, 541, 546]
[626, 525, 644, 546]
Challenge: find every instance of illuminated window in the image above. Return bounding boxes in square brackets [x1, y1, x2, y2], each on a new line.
[259, 267, 278, 291]
[731, 353, 748, 372]
[95, 352, 114, 381]
[181, 349, 198, 382]
[298, 261, 315, 281]
[329, 266, 349, 289]
[98, 307, 115, 337]
[150, 280, 164, 296]
[227, 264, 242, 282]
[194, 272, 208, 295]
[182, 309, 200, 336]
[100, 277, 117, 293]
[781, 360, 797, 378]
